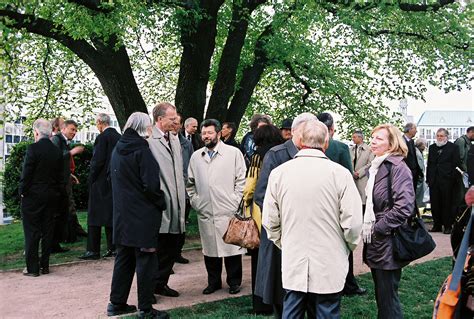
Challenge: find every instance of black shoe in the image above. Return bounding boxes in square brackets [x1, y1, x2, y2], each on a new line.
[229, 285, 241, 294]
[138, 308, 169, 319]
[155, 285, 179, 297]
[202, 285, 221, 295]
[22, 268, 39, 277]
[106, 303, 137, 316]
[175, 255, 189, 264]
[41, 267, 50, 275]
[51, 246, 70, 254]
[429, 226, 442, 232]
[78, 251, 100, 260]
[443, 227, 452, 234]
[102, 250, 116, 258]
[343, 287, 367, 296]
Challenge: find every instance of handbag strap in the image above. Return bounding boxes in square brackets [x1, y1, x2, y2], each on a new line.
[236, 197, 245, 217]
[448, 206, 473, 292]
[386, 161, 420, 219]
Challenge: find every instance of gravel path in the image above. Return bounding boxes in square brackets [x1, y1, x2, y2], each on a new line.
[0, 232, 452, 318]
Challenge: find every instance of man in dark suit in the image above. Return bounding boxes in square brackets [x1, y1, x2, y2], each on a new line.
[221, 122, 239, 148]
[79, 114, 121, 260]
[427, 128, 461, 234]
[183, 117, 204, 151]
[402, 123, 423, 191]
[317, 112, 366, 297]
[20, 119, 63, 276]
[254, 112, 316, 317]
[50, 119, 85, 252]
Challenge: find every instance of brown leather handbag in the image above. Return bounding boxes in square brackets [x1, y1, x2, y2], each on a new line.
[222, 198, 260, 249]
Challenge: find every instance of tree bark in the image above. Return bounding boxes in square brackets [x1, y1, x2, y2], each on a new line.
[174, 0, 225, 123]
[206, 0, 265, 122]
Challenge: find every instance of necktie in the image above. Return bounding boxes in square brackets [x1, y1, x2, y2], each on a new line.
[187, 134, 191, 141]
[353, 144, 358, 168]
[208, 150, 214, 158]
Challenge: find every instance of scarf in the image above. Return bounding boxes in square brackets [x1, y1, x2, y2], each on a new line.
[363, 153, 390, 243]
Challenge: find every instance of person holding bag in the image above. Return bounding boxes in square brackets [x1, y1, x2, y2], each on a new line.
[363, 124, 415, 319]
[242, 124, 283, 315]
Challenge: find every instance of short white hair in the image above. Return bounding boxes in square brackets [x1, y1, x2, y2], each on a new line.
[123, 112, 151, 137]
[300, 119, 328, 149]
[33, 119, 52, 138]
[96, 113, 111, 125]
[291, 112, 318, 131]
[184, 117, 197, 128]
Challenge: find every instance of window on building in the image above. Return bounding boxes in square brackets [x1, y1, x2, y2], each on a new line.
[13, 135, 20, 143]
[5, 135, 12, 143]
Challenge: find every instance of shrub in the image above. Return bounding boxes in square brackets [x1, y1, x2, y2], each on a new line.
[3, 141, 93, 219]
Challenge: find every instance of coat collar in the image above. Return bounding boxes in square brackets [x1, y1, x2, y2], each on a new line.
[374, 154, 405, 183]
[295, 148, 328, 159]
[285, 139, 299, 158]
[200, 140, 225, 162]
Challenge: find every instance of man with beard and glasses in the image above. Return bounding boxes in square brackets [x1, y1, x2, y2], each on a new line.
[426, 128, 461, 234]
[187, 119, 246, 295]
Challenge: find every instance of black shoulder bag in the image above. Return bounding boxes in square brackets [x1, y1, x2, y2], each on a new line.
[386, 162, 437, 262]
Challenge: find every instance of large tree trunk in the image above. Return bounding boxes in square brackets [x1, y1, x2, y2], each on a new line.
[174, 0, 225, 123]
[206, 0, 265, 122]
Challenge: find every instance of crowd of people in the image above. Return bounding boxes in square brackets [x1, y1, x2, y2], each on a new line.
[18, 104, 474, 319]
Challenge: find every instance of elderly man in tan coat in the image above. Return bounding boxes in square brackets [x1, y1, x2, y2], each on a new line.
[350, 130, 375, 211]
[148, 102, 186, 298]
[187, 119, 246, 295]
[263, 119, 362, 318]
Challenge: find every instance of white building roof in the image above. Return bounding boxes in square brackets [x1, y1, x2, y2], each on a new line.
[417, 110, 474, 127]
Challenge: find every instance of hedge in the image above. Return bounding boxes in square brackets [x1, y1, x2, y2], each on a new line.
[3, 141, 93, 219]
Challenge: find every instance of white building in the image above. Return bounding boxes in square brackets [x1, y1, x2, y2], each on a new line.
[417, 110, 474, 145]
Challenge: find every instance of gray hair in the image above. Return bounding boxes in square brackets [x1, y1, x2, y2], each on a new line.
[123, 112, 151, 137]
[403, 122, 416, 133]
[96, 113, 111, 125]
[415, 138, 427, 149]
[300, 119, 328, 149]
[152, 102, 176, 122]
[437, 128, 449, 136]
[291, 112, 318, 131]
[184, 117, 197, 128]
[33, 119, 52, 138]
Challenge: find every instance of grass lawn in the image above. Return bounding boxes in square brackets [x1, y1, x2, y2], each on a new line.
[0, 210, 202, 271]
[167, 257, 451, 319]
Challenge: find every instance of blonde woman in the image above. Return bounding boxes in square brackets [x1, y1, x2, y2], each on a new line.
[363, 124, 415, 319]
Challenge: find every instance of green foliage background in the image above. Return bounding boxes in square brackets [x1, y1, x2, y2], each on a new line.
[3, 141, 93, 219]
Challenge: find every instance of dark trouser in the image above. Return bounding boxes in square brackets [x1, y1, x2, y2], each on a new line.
[52, 189, 68, 249]
[343, 252, 360, 293]
[204, 255, 242, 288]
[65, 181, 86, 242]
[87, 225, 114, 253]
[110, 245, 157, 311]
[371, 268, 403, 319]
[430, 182, 455, 229]
[249, 248, 273, 313]
[22, 193, 56, 273]
[283, 290, 341, 319]
[155, 233, 181, 289]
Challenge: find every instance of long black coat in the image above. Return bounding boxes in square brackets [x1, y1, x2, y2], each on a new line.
[111, 128, 166, 249]
[19, 138, 63, 216]
[468, 143, 474, 186]
[426, 141, 461, 187]
[403, 136, 422, 187]
[254, 139, 298, 305]
[88, 128, 121, 227]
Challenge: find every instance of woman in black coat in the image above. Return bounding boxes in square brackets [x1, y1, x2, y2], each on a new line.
[107, 112, 168, 319]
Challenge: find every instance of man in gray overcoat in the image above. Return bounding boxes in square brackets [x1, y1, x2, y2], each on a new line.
[148, 102, 186, 298]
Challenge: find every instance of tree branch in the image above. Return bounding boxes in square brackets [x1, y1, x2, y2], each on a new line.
[67, 0, 113, 13]
[322, 0, 456, 12]
[284, 61, 313, 106]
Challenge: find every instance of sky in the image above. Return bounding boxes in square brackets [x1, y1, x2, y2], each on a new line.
[386, 85, 473, 122]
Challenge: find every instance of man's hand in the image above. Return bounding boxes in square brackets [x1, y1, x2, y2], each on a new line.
[465, 186, 474, 206]
[71, 174, 80, 185]
[353, 172, 359, 179]
[70, 145, 84, 156]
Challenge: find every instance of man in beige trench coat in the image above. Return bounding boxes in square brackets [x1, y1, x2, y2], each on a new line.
[263, 119, 362, 318]
[187, 119, 246, 295]
[148, 102, 186, 298]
